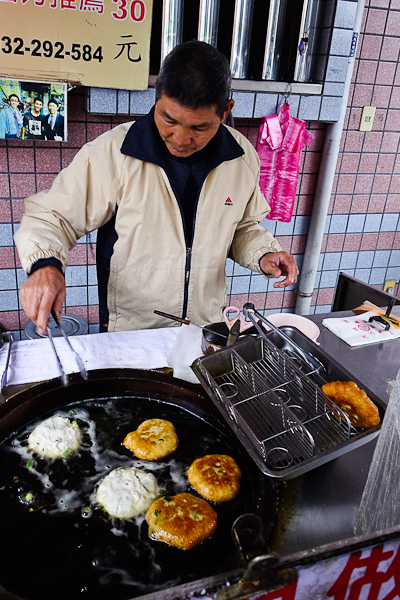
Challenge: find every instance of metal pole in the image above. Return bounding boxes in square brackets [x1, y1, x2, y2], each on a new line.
[161, 0, 184, 64]
[198, 0, 220, 46]
[230, 0, 254, 79]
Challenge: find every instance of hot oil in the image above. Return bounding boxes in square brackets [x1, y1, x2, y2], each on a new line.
[0, 396, 257, 600]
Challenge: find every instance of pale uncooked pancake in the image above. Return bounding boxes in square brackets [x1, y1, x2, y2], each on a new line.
[28, 416, 82, 459]
[96, 467, 159, 519]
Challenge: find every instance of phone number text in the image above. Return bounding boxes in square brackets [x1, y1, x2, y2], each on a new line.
[1, 36, 104, 62]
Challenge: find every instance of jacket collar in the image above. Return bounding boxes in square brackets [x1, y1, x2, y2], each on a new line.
[120, 106, 244, 170]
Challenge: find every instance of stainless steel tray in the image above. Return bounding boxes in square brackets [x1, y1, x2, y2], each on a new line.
[191, 327, 385, 480]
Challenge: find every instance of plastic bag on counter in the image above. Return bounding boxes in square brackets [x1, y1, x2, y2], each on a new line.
[256, 102, 314, 222]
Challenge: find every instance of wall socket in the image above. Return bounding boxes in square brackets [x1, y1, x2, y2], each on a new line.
[359, 106, 376, 132]
[384, 279, 396, 294]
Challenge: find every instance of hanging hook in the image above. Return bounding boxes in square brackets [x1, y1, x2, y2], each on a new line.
[283, 83, 292, 103]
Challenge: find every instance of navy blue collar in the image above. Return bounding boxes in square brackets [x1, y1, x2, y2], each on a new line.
[120, 106, 244, 171]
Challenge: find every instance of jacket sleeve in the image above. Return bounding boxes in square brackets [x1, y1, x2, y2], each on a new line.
[229, 149, 282, 274]
[14, 127, 126, 274]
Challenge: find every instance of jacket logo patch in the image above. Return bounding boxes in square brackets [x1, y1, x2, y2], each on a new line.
[225, 197, 233, 206]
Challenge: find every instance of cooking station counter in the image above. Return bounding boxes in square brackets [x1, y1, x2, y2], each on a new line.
[268, 307, 400, 557]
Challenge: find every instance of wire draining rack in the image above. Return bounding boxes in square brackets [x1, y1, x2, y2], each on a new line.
[192, 334, 380, 479]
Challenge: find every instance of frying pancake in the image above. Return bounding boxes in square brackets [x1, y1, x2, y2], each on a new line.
[123, 418, 178, 460]
[146, 492, 217, 550]
[322, 381, 380, 428]
[96, 466, 159, 519]
[28, 416, 82, 459]
[187, 454, 242, 502]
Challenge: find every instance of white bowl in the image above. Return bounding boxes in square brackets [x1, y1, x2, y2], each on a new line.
[264, 313, 320, 341]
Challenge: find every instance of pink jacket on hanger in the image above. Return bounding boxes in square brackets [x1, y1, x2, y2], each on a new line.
[256, 102, 314, 222]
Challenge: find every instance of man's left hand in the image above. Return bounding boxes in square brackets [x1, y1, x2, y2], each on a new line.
[260, 251, 299, 288]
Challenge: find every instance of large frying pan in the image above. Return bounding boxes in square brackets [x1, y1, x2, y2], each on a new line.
[0, 369, 279, 600]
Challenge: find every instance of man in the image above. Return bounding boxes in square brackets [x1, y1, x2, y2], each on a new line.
[22, 97, 45, 139]
[44, 97, 64, 141]
[15, 41, 298, 335]
[0, 94, 23, 139]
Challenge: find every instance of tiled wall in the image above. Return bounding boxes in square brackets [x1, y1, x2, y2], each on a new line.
[1, 0, 400, 339]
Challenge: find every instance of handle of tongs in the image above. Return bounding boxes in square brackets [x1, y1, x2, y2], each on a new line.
[51, 310, 88, 381]
[46, 324, 69, 387]
[243, 303, 326, 375]
[1, 331, 14, 395]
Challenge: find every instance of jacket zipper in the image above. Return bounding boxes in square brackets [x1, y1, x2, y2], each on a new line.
[182, 246, 192, 319]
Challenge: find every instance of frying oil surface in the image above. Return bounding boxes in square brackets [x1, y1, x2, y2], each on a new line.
[0, 397, 253, 600]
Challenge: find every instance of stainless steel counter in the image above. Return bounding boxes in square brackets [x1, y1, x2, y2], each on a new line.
[269, 308, 400, 556]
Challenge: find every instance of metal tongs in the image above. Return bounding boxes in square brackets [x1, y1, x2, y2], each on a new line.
[47, 310, 88, 387]
[0, 331, 14, 396]
[243, 302, 327, 375]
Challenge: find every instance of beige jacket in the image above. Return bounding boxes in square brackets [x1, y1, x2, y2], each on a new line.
[15, 121, 281, 331]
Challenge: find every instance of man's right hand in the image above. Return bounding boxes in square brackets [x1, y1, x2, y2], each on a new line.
[20, 266, 66, 335]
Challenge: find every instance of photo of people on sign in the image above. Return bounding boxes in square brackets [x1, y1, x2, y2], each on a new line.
[0, 79, 67, 141]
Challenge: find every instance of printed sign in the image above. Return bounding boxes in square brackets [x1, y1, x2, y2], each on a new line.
[0, 0, 153, 90]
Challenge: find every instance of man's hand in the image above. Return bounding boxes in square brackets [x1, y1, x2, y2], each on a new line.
[260, 251, 299, 288]
[20, 266, 66, 335]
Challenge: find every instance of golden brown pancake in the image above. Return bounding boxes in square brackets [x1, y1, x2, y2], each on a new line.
[146, 492, 217, 550]
[123, 418, 178, 460]
[187, 454, 241, 502]
[322, 381, 380, 429]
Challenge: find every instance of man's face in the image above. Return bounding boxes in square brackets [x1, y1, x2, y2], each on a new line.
[154, 93, 234, 158]
[33, 100, 43, 114]
[9, 97, 19, 110]
[48, 102, 58, 115]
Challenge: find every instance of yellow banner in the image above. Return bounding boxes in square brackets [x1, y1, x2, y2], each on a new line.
[0, 0, 153, 90]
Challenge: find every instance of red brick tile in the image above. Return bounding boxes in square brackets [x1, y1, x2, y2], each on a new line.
[389, 87, 400, 110]
[368, 194, 386, 212]
[64, 122, 87, 148]
[0, 199, 11, 222]
[249, 293, 270, 310]
[369, 0, 389, 10]
[376, 62, 397, 85]
[385, 109, 400, 131]
[381, 35, 400, 61]
[326, 234, 344, 252]
[316, 288, 334, 305]
[266, 291, 284, 309]
[394, 155, 400, 173]
[35, 148, 62, 173]
[298, 173, 317, 195]
[61, 148, 80, 169]
[0, 247, 16, 268]
[351, 195, 369, 213]
[344, 131, 365, 152]
[381, 131, 400, 152]
[389, 174, 400, 193]
[372, 85, 392, 108]
[296, 195, 313, 215]
[67, 93, 87, 122]
[376, 154, 395, 173]
[386, 9, 400, 35]
[372, 174, 391, 193]
[341, 153, 361, 173]
[88, 304, 99, 324]
[362, 131, 383, 152]
[352, 84, 373, 107]
[374, 108, 388, 131]
[337, 174, 356, 194]
[0, 311, 21, 331]
[394, 232, 400, 249]
[344, 234, 361, 251]
[348, 108, 363, 130]
[36, 173, 57, 193]
[0, 148, 8, 172]
[354, 173, 374, 194]
[360, 35, 383, 59]
[275, 236, 292, 250]
[247, 126, 259, 148]
[365, 8, 387, 35]
[9, 174, 36, 198]
[386, 194, 400, 212]
[377, 232, 395, 249]
[7, 148, 35, 173]
[290, 235, 307, 253]
[356, 60, 378, 85]
[302, 152, 321, 173]
[11, 199, 25, 221]
[283, 290, 296, 309]
[320, 234, 327, 253]
[360, 232, 378, 250]
[0, 174, 10, 198]
[359, 153, 378, 173]
[86, 123, 112, 143]
[333, 195, 352, 214]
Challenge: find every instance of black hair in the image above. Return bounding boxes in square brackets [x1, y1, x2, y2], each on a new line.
[155, 41, 231, 118]
[8, 94, 20, 103]
[33, 97, 43, 104]
[48, 97, 59, 107]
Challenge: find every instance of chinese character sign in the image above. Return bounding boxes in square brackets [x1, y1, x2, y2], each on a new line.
[0, 0, 153, 89]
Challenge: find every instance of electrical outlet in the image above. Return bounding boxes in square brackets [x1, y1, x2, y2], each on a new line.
[359, 106, 376, 132]
[384, 279, 396, 294]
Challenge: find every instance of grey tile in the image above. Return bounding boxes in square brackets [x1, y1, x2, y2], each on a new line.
[231, 275, 251, 294]
[0, 224, 14, 246]
[277, 95, 300, 117]
[340, 251, 358, 269]
[323, 82, 346, 97]
[356, 251, 374, 268]
[389, 250, 400, 266]
[364, 213, 382, 232]
[319, 270, 339, 287]
[298, 96, 322, 121]
[323, 252, 342, 270]
[329, 215, 348, 233]
[0, 290, 18, 311]
[89, 285, 99, 304]
[249, 274, 268, 293]
[319, 96, 342, 122]
[315, 304, 332, 314]
[88, 88, 117, 115]
[231, 263, 250, 276]
[372, 251, 390, 268]
[226, 258, 234, 276]
[329, 28, 354, 56]
[65, 287, 88, 307]
[0, 269, 17, 290]
[88, 265, 97, 285]
[117, 90, 130, 115]
[293, 216, 311, 235]
[276, 220, 295, 236]
[348, 214, 366, 233]
[232, 92, 255, 118]
[253, 94, 279, 118]
[386, 266, 400, 281]
[325, 56, 349, 83]
[89, 324, 100, 334]
[369, 268, 387, 285]
[354, 268, 371, 282]
[334, 1, 358, 29]
[262, 219, 277, 236]
[324, 215, 332, 234]
[17, 268, 27, 287]
[381, 213, 399, 232]
[129, 89, 156, 115]
[65, 266, 88, 286]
